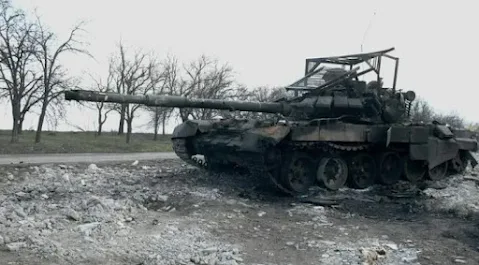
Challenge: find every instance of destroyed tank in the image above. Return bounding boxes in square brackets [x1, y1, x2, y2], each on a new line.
[64, 48, 478, 195]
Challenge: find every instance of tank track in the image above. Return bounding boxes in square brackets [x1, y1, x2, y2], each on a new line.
[172, 138, 294, 194]
[172, 137, 470, 196]
[172, 139, 208, 168]
[270, 141, 371, 195]
[172, 138, 371, 195]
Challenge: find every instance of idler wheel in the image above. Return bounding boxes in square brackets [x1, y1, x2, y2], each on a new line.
[450, 151, 468, 174]
[279, 152, 316, 194]
[377, 152, 403, 185]
[317, 156, 348, 191]
[403, 158, 427, 183]
[428, 162, 449, 181]
[348, 153, 377, 189]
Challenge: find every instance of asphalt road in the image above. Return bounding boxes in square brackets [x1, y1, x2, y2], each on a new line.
[0, 152, 178, 165]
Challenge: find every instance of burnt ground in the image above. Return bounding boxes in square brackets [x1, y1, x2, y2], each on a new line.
[0, 159, 478, 265]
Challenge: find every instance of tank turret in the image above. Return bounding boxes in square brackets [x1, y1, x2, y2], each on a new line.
[65, 70, 416, 124]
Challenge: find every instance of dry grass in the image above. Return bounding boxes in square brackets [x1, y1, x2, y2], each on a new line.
[0, 130, 173, 154]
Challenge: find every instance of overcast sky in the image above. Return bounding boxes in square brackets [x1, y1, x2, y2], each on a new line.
[1, 0, 478, 133]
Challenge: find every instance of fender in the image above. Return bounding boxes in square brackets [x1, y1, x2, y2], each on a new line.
[171, 120, 215, 138]
[239, 124, 291, 152]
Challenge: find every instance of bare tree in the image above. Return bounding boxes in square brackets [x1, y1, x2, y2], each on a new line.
[467, 122, 479, 140]
[108, 42, 161, 143]
[148, 54, 180, 139]
[149, 105, 173, 139]
[108, 42, 142, 137]
[98, 54, 124, 135]
[147, 65, 167, 140]
[115, 43, 127, 135]
[177, 55, 235, 121]
[434, 112, 465, 128]
[410, 98, 434, 124]
[215, 85, 288, 120]
[0, 1, 42, 142]
[89, 72, 114, 136]
[409, 98, 466, 128]
[33, 18, 90, 143]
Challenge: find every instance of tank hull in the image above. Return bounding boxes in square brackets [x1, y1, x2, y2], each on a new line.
[172, 118, 478, 195]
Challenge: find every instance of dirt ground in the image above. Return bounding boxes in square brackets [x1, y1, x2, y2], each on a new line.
[1, 158, 479, 265]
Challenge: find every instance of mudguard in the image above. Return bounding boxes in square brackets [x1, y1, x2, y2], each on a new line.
[455, 138, 478, 152]
[434, 124, 454, 139]
[171, 120, 215, 138]
[239, 125, 291, 152]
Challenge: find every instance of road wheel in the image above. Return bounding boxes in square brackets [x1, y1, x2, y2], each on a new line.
[377, 152, 403, 185]
[450, 151, 468, 174]
[403, 158, 427, 183]
[317, 156, 348, 191]
[348, 153, 377, 189]
[428, 162, 448, 181]
[279, 152, 316, 194]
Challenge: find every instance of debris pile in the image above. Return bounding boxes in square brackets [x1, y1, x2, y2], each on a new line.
[422, 167, 479, 217]
[1, 158, 479, 264]
[318, 239, 420, 265]
[0, 162, 242, 265]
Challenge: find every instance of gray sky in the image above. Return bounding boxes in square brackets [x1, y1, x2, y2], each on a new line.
[1, 0, 478, 133]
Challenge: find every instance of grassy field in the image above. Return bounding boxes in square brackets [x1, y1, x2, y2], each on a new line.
[0, 130, 173, 154]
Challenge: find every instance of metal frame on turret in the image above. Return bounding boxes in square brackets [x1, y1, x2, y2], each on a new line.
[286, 47, 399, 94]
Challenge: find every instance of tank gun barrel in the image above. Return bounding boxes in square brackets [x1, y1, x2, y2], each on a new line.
[64, 90, 292, 115]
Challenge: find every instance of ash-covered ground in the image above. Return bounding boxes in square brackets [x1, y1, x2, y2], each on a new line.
[1, 158, 479, 265]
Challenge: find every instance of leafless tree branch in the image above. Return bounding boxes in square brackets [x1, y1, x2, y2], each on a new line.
[32, 17, 91, 143]
[106, 41, 161, 143]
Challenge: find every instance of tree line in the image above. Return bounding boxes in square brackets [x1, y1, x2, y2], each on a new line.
[0, 0, 279, 143]
[81, 45, 288, 143]
[1, 0, 476, 145]
[409, 98, 479, 131]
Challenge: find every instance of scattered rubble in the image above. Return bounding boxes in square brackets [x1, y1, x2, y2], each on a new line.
[317, 239, 420, 265]
[0, 161, 242, 264]
[0, 159, 478, 264]
[422, 168, 479, 217]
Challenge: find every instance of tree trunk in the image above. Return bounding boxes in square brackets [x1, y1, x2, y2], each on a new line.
[153, 108, 159, 141]
[126, 119, 133, 144]
[153, 123, 158, 141]
[97, 110, 103, 136]
[18, 111, 26, 135]
[10, 99, 21, 143]
[35, 100, 48, 143]
[162, 112, 166, 135]
[118, 104, 126, 135]
[11, 118, 19, 143]
[17, 112, 24, 135]
[18, 120, 23, 135]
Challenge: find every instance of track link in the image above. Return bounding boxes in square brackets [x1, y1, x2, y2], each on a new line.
[173, 138, 295, 195]
[172, 139, 207, 168]
[172, 138, 460, 196]
[173, 138, 374, 195]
